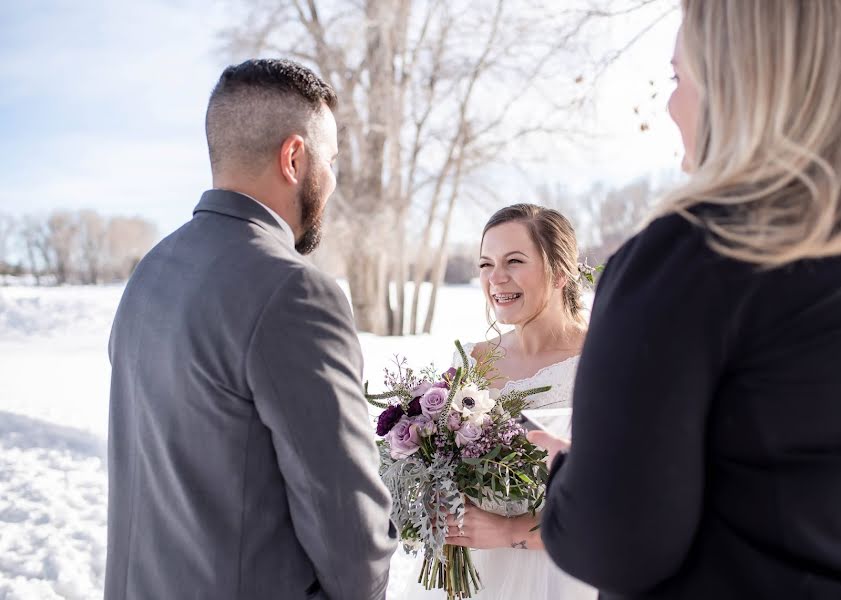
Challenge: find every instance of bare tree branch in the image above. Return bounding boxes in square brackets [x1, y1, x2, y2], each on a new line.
[219, 0, 675, 334]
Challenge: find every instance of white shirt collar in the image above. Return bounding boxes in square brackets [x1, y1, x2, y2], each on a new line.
[221, 190, 295, 247]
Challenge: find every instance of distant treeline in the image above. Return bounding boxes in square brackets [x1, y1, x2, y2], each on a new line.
[0, 210, 157, 285]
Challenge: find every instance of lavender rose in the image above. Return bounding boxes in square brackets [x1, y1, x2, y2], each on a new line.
[412, 381, 432, 399]
[419, 387, 449, 418]
[455, 420, 484, 448]
[386, 417, 421, 459]
[376, 404, 405, 436]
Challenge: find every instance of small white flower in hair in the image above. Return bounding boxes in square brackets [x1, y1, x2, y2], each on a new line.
[577, 259, 603, 288]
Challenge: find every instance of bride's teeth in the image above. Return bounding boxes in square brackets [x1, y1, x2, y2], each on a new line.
[494, 293, 521, 303]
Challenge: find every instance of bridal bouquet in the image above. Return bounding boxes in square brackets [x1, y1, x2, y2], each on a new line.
[366, 341, 551, 599]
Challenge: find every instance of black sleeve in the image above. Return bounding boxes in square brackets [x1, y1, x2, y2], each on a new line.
[541, 214, 752, 593]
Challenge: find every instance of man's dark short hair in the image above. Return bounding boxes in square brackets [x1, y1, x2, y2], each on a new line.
[205, 58, 337, 176]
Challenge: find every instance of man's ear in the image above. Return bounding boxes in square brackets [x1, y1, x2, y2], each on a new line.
[279, 135, 305, 185]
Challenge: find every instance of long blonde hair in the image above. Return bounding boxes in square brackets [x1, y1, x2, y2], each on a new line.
[656, 0, 841, 266]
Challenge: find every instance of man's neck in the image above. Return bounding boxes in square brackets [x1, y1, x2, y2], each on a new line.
[211, 179, 297, 233]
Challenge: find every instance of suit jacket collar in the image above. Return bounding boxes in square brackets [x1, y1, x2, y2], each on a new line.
[193, 189, 295, 249]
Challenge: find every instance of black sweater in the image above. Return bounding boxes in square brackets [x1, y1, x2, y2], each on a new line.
[542, 212, 841, 599]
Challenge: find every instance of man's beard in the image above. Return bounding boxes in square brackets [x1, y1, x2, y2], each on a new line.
[295, 168, 325, 255]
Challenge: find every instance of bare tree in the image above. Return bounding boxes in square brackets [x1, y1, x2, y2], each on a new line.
[536, 181, 606, 253]
[0, 214, 14, 285]
[46, 211, 81, 285]
[77, 210, 109, 284]
[9, 211, 157, 285]
[220, 0, 675, 334]
[444, 243, 479, 285]
[20, 216, 52, 285]
[539, 176, 667, 266]
[595, 178, 655, 258]
[105, 216, 158, 280]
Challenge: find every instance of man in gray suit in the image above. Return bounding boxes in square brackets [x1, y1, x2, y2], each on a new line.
[105, 59, 396, 600]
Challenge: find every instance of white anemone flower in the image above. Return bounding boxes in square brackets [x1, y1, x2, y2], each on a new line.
[451, 383, 496, 423]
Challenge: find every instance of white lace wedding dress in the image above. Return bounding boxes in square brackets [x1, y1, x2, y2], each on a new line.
[400, 343, 597, 600]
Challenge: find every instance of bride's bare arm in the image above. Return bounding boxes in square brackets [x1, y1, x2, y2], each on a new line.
[444, 502, 545, 550]
[506, 513, 545, 551]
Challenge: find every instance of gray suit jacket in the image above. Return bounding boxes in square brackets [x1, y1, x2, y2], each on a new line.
[105, 189, 396, 600]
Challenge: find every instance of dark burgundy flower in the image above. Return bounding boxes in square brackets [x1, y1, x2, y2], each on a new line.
[407, 397, 423, 417]
[376, 405, 405, 436]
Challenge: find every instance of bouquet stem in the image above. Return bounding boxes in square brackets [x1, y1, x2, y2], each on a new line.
[419, 545, 482, 599]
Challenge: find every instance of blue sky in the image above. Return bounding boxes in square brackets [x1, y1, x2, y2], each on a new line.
[0, 0, 228, 235]
[0, 1, 683, 242]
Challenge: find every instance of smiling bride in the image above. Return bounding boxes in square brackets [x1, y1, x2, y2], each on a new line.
[400, 203, 597, 600]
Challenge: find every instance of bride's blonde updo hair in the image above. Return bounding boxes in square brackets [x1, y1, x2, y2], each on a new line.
[657, 0, 841, 266]
[482, 203, 586, 330]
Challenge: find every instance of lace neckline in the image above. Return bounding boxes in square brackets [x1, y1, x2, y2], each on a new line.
[497, 354, 579, 392]
[461, 342, 580, 392]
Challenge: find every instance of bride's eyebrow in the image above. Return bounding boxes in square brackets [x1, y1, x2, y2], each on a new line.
[478, 251, 529, 260]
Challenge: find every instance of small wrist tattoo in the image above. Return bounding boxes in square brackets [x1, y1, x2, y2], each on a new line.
[511, 540, 528, 550]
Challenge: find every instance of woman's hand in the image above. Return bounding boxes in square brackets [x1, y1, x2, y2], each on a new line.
[444, 502, 543, 550]
[527, 430, 571, 465]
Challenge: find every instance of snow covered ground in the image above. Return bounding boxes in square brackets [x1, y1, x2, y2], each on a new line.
[0, 282, 501, 599]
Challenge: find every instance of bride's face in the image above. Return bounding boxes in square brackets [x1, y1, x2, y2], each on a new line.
[479, 221, 551, 326]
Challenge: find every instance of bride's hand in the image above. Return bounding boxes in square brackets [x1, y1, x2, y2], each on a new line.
[527, 430, 571, 465]
[444, 502, 515, 549]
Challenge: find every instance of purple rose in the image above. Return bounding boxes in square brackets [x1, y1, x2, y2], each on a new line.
[386, 417, 421, 459]
[407, 397, 423, 417]
[419, 387, 449, 418]
[376, 404, 404, 436]
[447, 411, 463, 431]
[455, 420, 484, 448]
[412, 381, 432, 399]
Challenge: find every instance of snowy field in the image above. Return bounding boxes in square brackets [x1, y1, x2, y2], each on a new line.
[0, 282, 501, 599]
